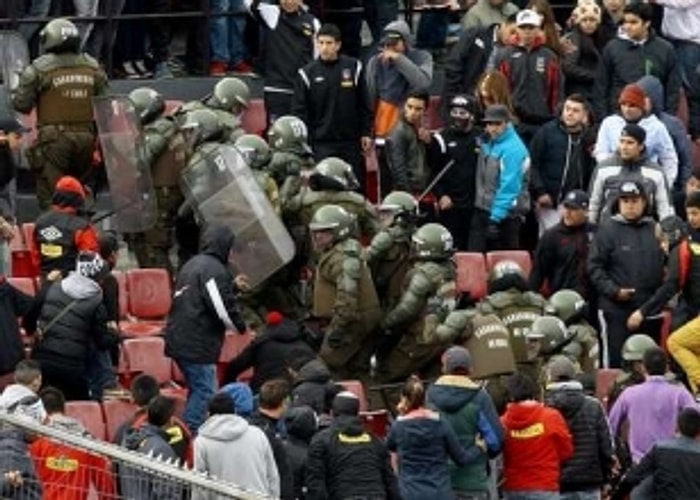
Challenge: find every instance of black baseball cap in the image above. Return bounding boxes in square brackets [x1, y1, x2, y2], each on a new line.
[0, 115, 30, 134]
[619, 180, 645, 198]
[562, 189, 589, 210]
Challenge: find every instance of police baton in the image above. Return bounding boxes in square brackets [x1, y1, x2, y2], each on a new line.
[90, 196, 149, 225]
[416, 159, 455, 204]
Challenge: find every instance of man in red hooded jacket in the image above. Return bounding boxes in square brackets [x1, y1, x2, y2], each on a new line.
[501, 372, 574, 497]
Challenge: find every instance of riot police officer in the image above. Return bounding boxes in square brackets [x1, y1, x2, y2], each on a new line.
[176, 77, 249, 143]
[607, 333, 659, 409]
[177, 109, 224, 263]
[234, 134, 279, 214]
[546, 289, 600, 375]
[366, 191, 418, 310]
[285, 157, 378, 239]
[128, 87, 189, 275]
[479, 260, 547, 379]
[526, 316, 576, 385]
[309, 204, 381, 380]
[377, 223, 458, 383]
[13, 18, 109, 209]
[266, 115, 316, 205]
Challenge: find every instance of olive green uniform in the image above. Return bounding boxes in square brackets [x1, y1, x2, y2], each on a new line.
[563, 322, 600, 375]
[130, 116, 189, 275]
[313, 238, 381, 379]
[177, 100, 245, 144]
[365, 226, 412, 311]
[13, 52, 108, 208]
[377, 260, 458, 383]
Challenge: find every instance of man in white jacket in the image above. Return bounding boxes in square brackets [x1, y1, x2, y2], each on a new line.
[193, 392, 280, 499]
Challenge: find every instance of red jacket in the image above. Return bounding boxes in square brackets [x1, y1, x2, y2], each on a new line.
[30, 437, 116, 500]
[501, 400, 574, 492]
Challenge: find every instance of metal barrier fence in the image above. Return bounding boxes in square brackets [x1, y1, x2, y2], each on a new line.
[0, 410, 273, 500]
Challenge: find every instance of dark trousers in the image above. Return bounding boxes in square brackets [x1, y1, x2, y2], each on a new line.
[439, 206, 472, 251]
[313, 141, 365, 195]
[37, 359, 90, 401]
[602, 308, 663, 368]
[468, 209, 522, 253]
[264, 91, 294, 127]
[144, 0, 171, 63]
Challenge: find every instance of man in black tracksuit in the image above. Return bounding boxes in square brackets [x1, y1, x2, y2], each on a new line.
[291, 23, 373, 191]
[428, 94, 481, 250]
[588, 180, 666, 368]
[164, 225, 248, 432]
[530, 190, 595, 297]
[306, 392, 398, 500]
[245, 0, 320, 124]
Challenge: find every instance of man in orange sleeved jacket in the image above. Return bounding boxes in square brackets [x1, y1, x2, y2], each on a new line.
[501, 372, 574, 497]
[31, 176, 99, 279]
[29, 387, 116, 500]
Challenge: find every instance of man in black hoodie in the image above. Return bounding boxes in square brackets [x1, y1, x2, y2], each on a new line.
[544, 355, 614, 497]
[164, 225, 248, 433]
[283, 405, 318, 499]
[306, 391, 398, 500]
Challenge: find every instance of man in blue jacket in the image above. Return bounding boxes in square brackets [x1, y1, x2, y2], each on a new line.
[469, 104, 530, 252]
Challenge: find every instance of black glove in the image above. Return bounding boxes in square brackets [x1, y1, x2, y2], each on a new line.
[486, 221, 501, 240]
[326, 330, 344, 348]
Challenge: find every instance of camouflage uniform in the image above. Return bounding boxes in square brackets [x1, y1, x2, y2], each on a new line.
[377, 223, 459, 383]
[266, 115, 315, 206]
[310, 205, 381, 380]
[13, 19, 108, 209]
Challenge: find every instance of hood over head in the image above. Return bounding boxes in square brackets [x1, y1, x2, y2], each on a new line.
[284, 405, 318, 442]
[636, 75, 664, 113]
[198, 413, 250, 442]
[544, 380, 585, 419]
[298, 358, 332, 384]
[219, 382, 255, 417]
[428, 375, 482, 413]
[201, 225, 236, 264]
[382, 20, 413, 46]
[60, 272, 103, 300]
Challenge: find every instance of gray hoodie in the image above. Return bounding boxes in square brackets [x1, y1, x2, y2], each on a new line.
[0, 384, 46, 423]
[192, 414, 280, 499]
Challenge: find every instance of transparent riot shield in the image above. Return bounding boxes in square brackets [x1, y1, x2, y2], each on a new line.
[181, 145, 295, 288]
[0, 31, 30, 126]
[93, 96, 157, 233]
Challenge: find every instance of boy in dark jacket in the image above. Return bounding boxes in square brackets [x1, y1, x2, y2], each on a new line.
[427, 346, 504, 499]
[287, 348, 335, 415]
[283, 405, 318, 499]
[544, 356, 614, 496]
[120, 396, 184, 500]
[225, 311, 314, 393]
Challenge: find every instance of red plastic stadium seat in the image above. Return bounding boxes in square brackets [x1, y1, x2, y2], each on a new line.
[241, 99, 267, 135]
[112, 271, 129, 320]
[121, 269, 171, 337]
[102, 399, 138, 443]
[217, 331, 253, 385]
[426, 95, 444, 130]
[454, 252, 488, 301]
[65, 401, 106, 441]
[365, 149, 380, 204]
[21, 223, 37, 256]
[8, 277, 37, 296]
[485, 250, 533, 278]
[360, 410, 390, 439]
[122, 337, 172, 385]
[338, 380, 369, 412]
[595, 368, 622, 410]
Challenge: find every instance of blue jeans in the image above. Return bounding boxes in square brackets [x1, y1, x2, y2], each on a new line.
[505, 492, 560, 500]
[674, 40, 700, 138]
[85, 345, 117, 401]
[210, 0, 247, 65]
[176, 360, 217, 433]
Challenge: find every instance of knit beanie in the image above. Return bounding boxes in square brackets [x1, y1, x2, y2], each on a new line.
[332, 391, 360, 416]
[573, 0, 602, 23]
[618, 84, 647, 110]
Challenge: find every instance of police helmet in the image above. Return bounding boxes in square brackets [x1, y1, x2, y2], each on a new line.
[487, 260, 529, 294]
[181, 109, 222, 146]
[128, 87, 166, 125]
[528, 316, 574, 356]
[379, 191, 418, 215]
[310, 157, 360, 192]
[622, 334, 658, 362]
[546, 289, 587, 325]
[267, 116, 311, 156]
[411, 223, 454, 260]
[235, 134, 271, 170]
[309, 204, 356, 241]
[40, 18, 80, 53]
[210, 77, 250, 111]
